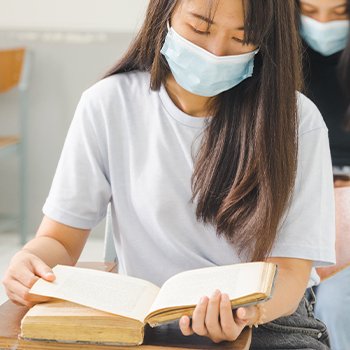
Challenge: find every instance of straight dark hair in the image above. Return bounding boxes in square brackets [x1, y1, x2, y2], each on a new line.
[105, 0, 302, 262]
[296, 0, 350, 131]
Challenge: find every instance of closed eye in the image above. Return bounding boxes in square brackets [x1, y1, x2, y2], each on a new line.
[334, 8, 348, 16]
[302, 9, 317, 14]
[300, 4, 317, 15]
[190, 25, 210, 35]
[233, 37, 244, 43]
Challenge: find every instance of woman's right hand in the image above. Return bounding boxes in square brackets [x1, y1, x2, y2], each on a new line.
[2, 216, 90, 308]
[2, 250, 56, 307]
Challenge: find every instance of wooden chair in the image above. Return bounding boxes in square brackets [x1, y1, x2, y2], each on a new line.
[316, 187, 350, 281]
[0, 48, 32, 244]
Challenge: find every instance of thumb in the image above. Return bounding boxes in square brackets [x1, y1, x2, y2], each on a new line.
[31, 258, 56, 282]
[236, 306, 256, 321]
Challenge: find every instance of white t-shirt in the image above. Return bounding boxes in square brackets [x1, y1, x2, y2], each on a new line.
[43, 71, 336, 287]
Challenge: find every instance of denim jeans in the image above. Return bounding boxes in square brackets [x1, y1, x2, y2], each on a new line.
[250, 292, 331, 350]
[313, 266, 350, 350]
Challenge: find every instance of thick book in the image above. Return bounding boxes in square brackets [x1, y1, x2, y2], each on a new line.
[21, 262, 277, 346]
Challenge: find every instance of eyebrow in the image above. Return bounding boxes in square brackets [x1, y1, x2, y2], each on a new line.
[300, 1, 347, 9]
[189, 12, 245, 30]
[334, 4, 348, 9]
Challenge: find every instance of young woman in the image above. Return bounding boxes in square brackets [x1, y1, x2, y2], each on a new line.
[298, 0, 350, 349]
[3, 0, 335, 348]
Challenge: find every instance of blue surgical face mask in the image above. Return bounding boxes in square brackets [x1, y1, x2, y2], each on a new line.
[301, 14, 349, 56]
[160, 24, 259, 97]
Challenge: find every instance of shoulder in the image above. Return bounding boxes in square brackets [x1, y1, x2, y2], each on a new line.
[71, 71, 153, 134]
[296, 92, 328, 136]
[81, 70, 152, 108]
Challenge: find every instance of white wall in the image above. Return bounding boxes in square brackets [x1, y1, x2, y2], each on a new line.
[0, 0, 149, 33]
[0, 33, 139, 239]
[0, 0, 151, 240]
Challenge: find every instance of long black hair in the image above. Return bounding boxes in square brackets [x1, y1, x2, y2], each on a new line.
[105, 0, 302, 262]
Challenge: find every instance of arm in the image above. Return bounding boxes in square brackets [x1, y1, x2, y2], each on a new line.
[179, 257, 313, 343]
[2, 215, 90, 307]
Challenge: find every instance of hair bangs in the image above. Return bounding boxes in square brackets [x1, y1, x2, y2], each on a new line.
[198, 0, 220, 31]
[242, 0, 274, 46]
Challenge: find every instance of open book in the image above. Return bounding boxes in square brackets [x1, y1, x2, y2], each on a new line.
[22, 262, 277, 345]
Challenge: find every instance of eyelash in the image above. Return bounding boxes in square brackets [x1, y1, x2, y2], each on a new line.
[302, 9, 317, 14]
[191, 26, 210, 35]
[335, 10, 348, 15]
[190, 25, 244, 43]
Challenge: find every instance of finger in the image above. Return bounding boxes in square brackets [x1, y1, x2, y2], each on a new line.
[11, 300, 27, 307]
[7, 290, 38, 308]
[28, 293, 52, 303]
[30, 257, 56, 281]
[235, 306, 256, 326]
[10, 267, 39, 289]
[4, 262, 36, 289]
[205, 290, 222, 340]
[5, 279, 51, 303]
[11, 260, 55, 289]
[192, 296, 209, 337]
[219, 293, 240, 341]
[179, 316, 194, 336]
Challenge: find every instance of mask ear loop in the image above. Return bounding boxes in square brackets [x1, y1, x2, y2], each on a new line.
[167, 20, 171, 31]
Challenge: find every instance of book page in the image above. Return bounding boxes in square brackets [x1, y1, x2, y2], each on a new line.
[29, 265, 160, 322]
[148, 262, 269, 315]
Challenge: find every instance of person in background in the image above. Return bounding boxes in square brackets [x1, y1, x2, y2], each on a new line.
[298, 0, 350, 349]
[3, 0, 335, 348]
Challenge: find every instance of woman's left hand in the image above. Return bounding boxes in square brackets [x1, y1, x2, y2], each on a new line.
[179, 289, 256, 343]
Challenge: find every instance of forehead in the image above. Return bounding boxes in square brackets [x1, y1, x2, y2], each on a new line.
[175, 0, 245, 25]
[300, 0, 347, 9]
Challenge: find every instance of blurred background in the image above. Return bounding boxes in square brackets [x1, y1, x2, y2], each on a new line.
[0, 0, 149, 303]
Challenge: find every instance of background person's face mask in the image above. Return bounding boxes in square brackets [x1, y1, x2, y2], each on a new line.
[160, 24, 259, 97]
[301, 14, 350, 56]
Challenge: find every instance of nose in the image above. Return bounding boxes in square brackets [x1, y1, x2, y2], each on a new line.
[206, 38, 229, 57]
[313, 12, 333, 23]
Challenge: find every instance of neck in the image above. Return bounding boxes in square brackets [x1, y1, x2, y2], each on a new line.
[165, 74, 216, 118]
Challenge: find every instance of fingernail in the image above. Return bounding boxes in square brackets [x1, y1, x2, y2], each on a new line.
[201, 296, 207, 304]
[46, 272, 54, 276]
[241, 309, 247, 317]
[221, 293, 229, 301]
[212, 289, 220, 297]
[181, 317, 187, 325]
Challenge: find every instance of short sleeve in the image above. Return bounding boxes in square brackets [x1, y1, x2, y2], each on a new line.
[271, 98, 336, 268]
[43, 93, 112, 229]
